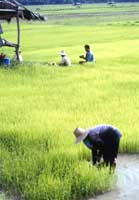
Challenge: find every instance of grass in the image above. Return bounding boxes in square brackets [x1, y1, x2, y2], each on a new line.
[29, 3, 139, 13]
[28, 3, 139, 25]
[0, 2, 139, 200]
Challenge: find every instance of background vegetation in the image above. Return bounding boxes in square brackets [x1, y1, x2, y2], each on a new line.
[0, 2, 139, 200]
[18, 0, 139, 5]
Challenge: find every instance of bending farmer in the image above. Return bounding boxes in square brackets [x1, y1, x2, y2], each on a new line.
[74, 124, 122, 168]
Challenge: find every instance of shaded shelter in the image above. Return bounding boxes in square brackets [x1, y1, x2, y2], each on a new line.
[0, 0, 46, 62]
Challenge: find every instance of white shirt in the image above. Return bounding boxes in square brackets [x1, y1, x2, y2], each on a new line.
[61, 55, 71, 66]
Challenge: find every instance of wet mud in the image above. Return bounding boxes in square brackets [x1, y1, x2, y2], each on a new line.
[89, 154, 139, 200]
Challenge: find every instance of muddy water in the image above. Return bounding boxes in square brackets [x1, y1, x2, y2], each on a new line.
[89, 154, 139, 200]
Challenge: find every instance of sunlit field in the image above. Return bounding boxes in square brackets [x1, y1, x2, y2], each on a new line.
[0, 3, 139, 200]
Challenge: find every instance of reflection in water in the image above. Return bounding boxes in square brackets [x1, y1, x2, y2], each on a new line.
[89, 154, 139, 200]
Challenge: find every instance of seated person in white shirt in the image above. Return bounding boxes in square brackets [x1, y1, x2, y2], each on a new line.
[59, 51, 71, 66]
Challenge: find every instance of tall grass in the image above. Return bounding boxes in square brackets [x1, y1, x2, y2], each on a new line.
[0, 3, 139, 200]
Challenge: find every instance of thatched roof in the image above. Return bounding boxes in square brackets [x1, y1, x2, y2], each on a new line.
[0, 0, 46, 22]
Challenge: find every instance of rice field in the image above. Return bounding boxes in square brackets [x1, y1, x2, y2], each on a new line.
[0, 2, 139, 200]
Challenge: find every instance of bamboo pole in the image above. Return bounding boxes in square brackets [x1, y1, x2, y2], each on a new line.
[16, 8, 20, 61]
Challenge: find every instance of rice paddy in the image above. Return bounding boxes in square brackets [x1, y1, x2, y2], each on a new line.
[0, 3, 139, 200]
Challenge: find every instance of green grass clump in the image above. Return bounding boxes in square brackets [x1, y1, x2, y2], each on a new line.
[0, 147, 112, 200]
[0, 3, 139, 200]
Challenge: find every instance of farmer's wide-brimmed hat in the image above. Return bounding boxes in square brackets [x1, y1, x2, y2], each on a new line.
[73, 127, 88, 144]
[60, 50, 67, 56]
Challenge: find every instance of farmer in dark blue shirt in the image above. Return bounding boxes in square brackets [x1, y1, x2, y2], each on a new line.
[79, 44, 95, 64]
[74, 125, 122, 168]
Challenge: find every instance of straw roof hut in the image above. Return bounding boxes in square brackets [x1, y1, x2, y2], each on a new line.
[0, 0, 46, 61]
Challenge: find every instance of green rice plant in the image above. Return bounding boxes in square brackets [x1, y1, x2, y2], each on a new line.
[70, 161, 113, 199]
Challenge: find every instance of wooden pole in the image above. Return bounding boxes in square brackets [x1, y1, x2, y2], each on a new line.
[16, 8, 20, 61]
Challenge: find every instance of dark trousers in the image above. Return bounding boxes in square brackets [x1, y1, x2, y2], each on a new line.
[100, 128, 121, 166]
